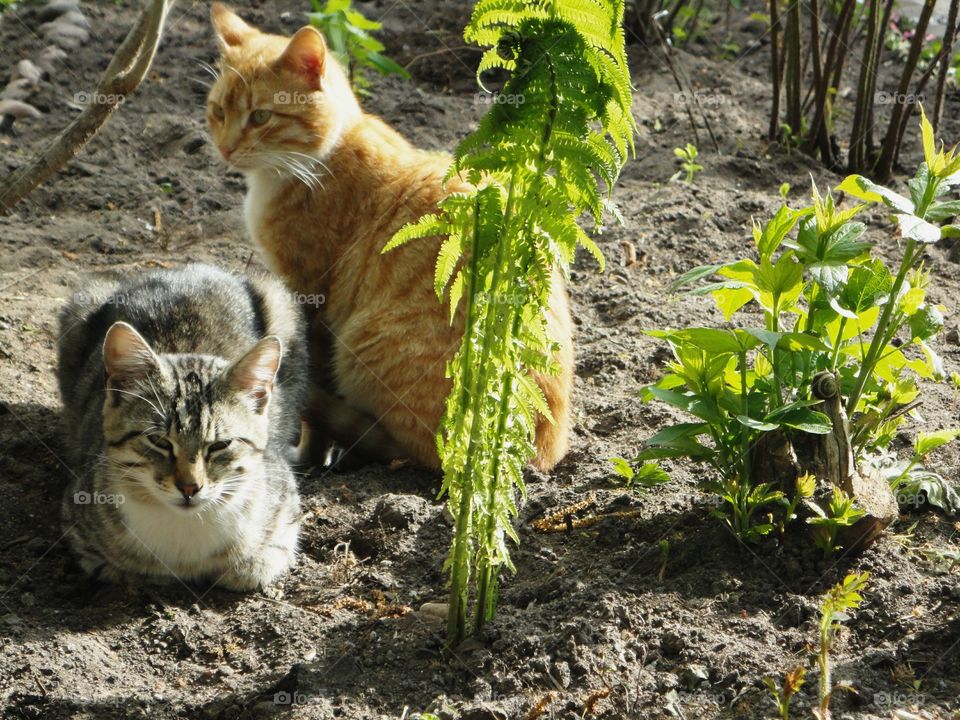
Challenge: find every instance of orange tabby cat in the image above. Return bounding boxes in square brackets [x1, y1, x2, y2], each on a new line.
[207, 4, 573, 470]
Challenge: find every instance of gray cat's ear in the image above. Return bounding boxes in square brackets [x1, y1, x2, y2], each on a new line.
[227, 336, 282, 413]
[103, 322, 160, 390]
[275, 26, 327, 91]
[211, 2, 255, 51]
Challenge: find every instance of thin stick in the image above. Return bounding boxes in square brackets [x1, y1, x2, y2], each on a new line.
[932, 0, 959, 133]
[769, 0, 782, 139]
[0, 0, 173, 214]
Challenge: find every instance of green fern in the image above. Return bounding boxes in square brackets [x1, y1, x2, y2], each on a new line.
[385, 0, 634, 646]
[308, 0, 409, 95]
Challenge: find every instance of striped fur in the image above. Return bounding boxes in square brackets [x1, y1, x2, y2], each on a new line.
[207, 5, 574, 470]
[57, 264, 308, 591]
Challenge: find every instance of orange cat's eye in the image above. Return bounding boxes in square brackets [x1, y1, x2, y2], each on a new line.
[249, 109, 272, 126]
[210, 103, 225, 121]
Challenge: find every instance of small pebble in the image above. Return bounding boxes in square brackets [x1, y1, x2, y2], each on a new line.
[38, 0, 80, 22]
[0, 99, 42, 121]
[41, 20, 90, 46]
[417, 602, 448, 624]
[12, 60, 43, 85]
[36, 45, 68, 75]
[1, 79, 34, 102]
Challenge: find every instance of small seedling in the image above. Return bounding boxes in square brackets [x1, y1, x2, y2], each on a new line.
[672, 143, 703, 183]
[610, 458, 670, 491]
[657, 539, 670, 581]
[781, 472, 816, 533]
[807, 487, 867, 557]
[763, 665, 806, 720]
[816, 572, 869, 719]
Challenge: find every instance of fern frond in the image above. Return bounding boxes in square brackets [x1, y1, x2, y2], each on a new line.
[434, 234, 462, 299]
[382, 213, 446, 252]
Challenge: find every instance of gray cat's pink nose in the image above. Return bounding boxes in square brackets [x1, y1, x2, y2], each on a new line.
[177, 482, 200, 499]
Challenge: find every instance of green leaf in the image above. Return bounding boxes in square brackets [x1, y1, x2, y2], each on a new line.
[837, 175, 914, 214]
[909, 304, 945, 341]
[365, 51, 410, 77]
[896, 213, 942, 243]
[914, 428, 960, 457]
[736, 415, 779, 431]
[755, 205, 808, 258]
[836, 259, 893, 314]
[925, 199, 960, 222]
[778, 408, 834, 434]
[383, 213, 445, 252]
[434, 234, 462, 298]
[610, 456, 635, 480]
[773, 332, 831, 352]
[633, 461, 672, 487]
[758, 252, 804, 307]
[645, 387, 724, 424]
[644, 422, 710, 448]
[670, 264, 722, 293]
[919, 104, 937, 171]
[689, 328, 760, 354]
[712, 285, 755, 320]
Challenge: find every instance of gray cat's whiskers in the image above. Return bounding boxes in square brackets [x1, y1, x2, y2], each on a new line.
[57, 264, 307, 592]
[108, 388, 166, 421]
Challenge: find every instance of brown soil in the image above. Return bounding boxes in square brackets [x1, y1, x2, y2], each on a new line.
[1, 1, 959, 719]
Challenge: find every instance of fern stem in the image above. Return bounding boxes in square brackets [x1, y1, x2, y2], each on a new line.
[444, 196, 487, 648]
[446, 171, 520, 648]
[474, 305, 524, 629]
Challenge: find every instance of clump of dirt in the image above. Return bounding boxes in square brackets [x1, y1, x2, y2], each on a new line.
[1, 1, 959, 719]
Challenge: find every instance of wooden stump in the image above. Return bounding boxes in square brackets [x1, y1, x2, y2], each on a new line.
[752, 371, 898, 553]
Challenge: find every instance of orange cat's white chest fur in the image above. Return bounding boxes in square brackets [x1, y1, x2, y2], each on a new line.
[244, 170, 283, 252]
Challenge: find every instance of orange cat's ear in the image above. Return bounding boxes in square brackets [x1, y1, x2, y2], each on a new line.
[211, 2, 255, 50]
[275, 26, 327, 91]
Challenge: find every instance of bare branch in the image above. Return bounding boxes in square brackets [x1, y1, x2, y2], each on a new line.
[0, 0, 174, 215]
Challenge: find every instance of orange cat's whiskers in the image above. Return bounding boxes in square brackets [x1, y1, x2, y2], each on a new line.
[257, 151, 326, 191]
[278, 151, 328, 189]
[221, 63, 248, 87]
[196, 59, 222, 82]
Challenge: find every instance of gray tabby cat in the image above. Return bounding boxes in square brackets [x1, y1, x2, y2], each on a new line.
[57, 264, 308, 591]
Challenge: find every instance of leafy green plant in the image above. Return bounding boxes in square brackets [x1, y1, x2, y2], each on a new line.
[815, 572, 869, 719]
[868, 429, 960, 514]
[672, 143, 703, 183]
[623, 110, 957, 543]
[385, 0, 634, 647]
[807, 486, 867, 557]
[763, 665, 806, 720]
[308, 0, 409, 94]
[610, 457, 670, 490]
[765, 573, 868, 720]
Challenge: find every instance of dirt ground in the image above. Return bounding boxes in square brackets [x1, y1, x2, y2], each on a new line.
[1, 1, 959, 719]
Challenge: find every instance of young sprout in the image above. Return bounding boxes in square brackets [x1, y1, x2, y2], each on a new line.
[672, 143, 703, 183]
[764, 665, 806, 720]
[807, 487, 866, 558]
[815, 573, 869, 719]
